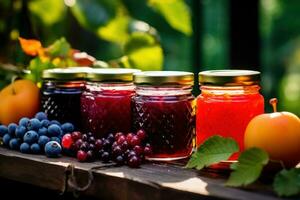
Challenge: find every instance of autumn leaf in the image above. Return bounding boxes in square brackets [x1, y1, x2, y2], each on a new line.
[18, 37, 43, 56]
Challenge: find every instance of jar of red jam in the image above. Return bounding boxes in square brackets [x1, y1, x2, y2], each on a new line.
[132, 71, 195, 161]
[196, 70, 264, 158]
[41, 68, 87, 128]
[81, 68, 140, 138]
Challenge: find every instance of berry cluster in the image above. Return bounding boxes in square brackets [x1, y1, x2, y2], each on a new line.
[0, 112, 75, 157]
[62, 130, 152, 168]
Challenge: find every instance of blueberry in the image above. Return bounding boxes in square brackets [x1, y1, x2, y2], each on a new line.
[20, 143, 30, 153]
[50, 137, 61, 143]
[7, 123, 18, 136]
[61, 123, 74, 133]
[19, 117, 30, 127]
[2, 134, 11, 146]
[48, 124, 62, 137]
[30, 143, 41, 154]
[9, 138, 21, 150]
[27, 119, 42, 131]
[41, 119, 50, 127]
[38, 127, 48, 136]
[0, 125, 8, 137]
[45, 141, 62, 157]
[15, 126, 27, 138]
[23, 131, 39, 144]
[38, 135, 50, 147]
[35, 112, 47, 121]
[49, 120, 61, 126]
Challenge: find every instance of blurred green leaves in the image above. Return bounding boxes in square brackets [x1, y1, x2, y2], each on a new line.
[28, 0, 66, 25]
[148, 0, 192, 36]
[47, 37, 71, 57]
[71, 0, 118, 31]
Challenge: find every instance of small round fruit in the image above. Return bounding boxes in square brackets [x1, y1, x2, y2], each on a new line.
[128, 156, 141, 168]
[144, 146, 153, 156]
[0, 125, 8, 137]
[115, 155, 124, 166]
[20, 142, 30, 153]
[61, 123, 75, 133]
[126, 133, 133, 143]
[41, 119, 50, 127]
[82, 134, 88, 141]
[129, 136, 140, 147]
[88, 136, 95, 144]
[101, 152, 110, 163]
[38, 127, 48, 136]
[45, 141, 62, 157]
[23, 130, 39, 144]
[117, 135, 126, 145]
[9, 138, 21, 150]
[2, 134, 11, 146]
[95, 139, 103, 150]
[112, 146, 123, 158]
[38, 135, 50, 147]
[244, 98, 300, 167]
[35, 112, 47, 121]
[136, 130, 146, 141]
[86, 150, 95, 162]
[30, 143, 41, 154]
[49, 120, 61, 126]
[115, 132, 123, 140]
[62, 133, 73, 149]
[50, 137, 61, 143]
[77, 150, 87, 162]
[107, 133, 114, 143]
[47, 124, 62, 137]
[133, 145, 143, 156]
[27, 118, 42, 131]
[71, 131, 82, 141]
[7, 123, 18, 136]
[15, 126, 27, 138]
[19, 117, 30, 127]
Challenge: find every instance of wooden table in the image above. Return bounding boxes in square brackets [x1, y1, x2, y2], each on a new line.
[0, 147, 288, 200]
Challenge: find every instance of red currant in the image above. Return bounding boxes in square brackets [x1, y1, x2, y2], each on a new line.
[62, 134, 73, 149]
[136, 130, 146, 141]
[129, 135, 140, 147]
[77, 150, 87, 162]
[71, 131, 82, 141]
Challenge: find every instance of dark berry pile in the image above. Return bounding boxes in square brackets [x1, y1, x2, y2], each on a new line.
[0, 112, 75, 157]
[62, 130, 152, 168]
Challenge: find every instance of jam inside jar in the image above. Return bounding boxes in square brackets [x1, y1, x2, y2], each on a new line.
[41, 68, 86, 128]
[132, 71, 195, 161]
[80, 68, 139, 139]
[196, 70, 264, 159]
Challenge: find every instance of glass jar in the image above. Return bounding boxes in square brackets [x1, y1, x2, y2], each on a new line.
[132, 71, 195, 161]
[81, 68, 140, 138]
[196, 70, 264, 158]
[41, 68, 88, 128]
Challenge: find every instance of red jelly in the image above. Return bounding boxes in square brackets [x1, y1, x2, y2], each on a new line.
[196, 70, 264, 158]
[132, 71, 195, 161]
[80, 69, 139, 139]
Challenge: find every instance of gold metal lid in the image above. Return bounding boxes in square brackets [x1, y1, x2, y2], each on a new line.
[134, 71, 194, 86]
[86, 68, 141, 82]
[42, 68, 88, 80]
[198, 70, 261, 86]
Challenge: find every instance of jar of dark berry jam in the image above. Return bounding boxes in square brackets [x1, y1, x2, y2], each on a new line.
[132, 71, 195, 161]
[81, 68, 140, 139]
[196, 70, 264, 159]
[41, 68, 88, 128]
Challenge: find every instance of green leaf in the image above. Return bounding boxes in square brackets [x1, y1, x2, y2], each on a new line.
[26, 57, 55, 83]
[123, 32, 163, 71]
[47, 37, 71, 58]
[71, 0, 118, 31]
[97, 9, 130, 44]
[226, 148, 269, 187]
[148, 0, 192, 35]
[273, 168, 300, 197]
[29, 0, 66, 25]
[186, 135, 239, 170]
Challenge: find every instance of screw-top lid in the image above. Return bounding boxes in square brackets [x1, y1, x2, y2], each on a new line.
[198, 70, 261, 86]
[86, 68, 141, 82]
[134, 71, 194, 86]
[42, 68, 89, 80]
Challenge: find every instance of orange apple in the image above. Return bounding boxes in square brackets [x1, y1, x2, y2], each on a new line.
[244, 98, 300, 167]
[0, 79, 40, 125]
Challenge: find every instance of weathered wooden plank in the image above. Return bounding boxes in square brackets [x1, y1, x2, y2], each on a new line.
[0, 147, 287, 200]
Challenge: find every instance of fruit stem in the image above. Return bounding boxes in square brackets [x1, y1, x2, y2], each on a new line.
[269, 98, 278, 112]
[11, 75, 18, 95]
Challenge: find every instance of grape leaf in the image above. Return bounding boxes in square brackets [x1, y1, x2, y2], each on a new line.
[226, 148, 269, 187]
[273, 168, 300, 197]
[47, 37, 71, 58]
[148, 0, 192, 35]
[186, 135, 239, 170]
[123, 32, 163, 71]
